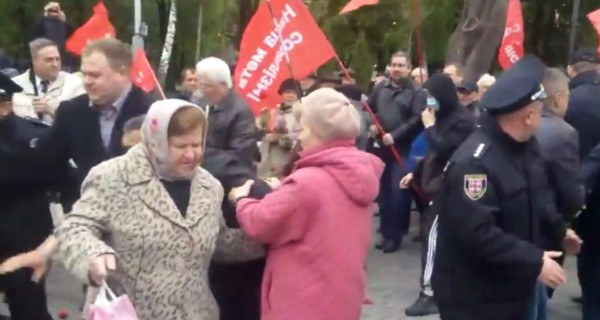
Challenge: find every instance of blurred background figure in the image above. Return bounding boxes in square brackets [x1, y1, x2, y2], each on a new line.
[33, 2, 76, 71]
[121, 114, 146, 150]
[443, 63, 463, 85]
[11, 38, 84, 123]
[456, 79, 480, 117]
[175, 67, 199, 102]
[336, 67, 357, 85]
[411, 67, 428, 87]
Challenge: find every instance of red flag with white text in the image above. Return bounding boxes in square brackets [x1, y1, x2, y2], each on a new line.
[340, 0, 380, 14]
[130, 49, 157, 93]
[66, 2, 116, 55]
[498, 0, 524, 69]
[234, 0, 336, 114]
[587, 8, 600, 56]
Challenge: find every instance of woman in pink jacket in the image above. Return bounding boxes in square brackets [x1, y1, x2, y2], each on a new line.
[229, 88, 384, 320]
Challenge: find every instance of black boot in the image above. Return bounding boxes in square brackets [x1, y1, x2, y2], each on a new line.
[405, 292, 439, 317]
[381, 239, 401, 254]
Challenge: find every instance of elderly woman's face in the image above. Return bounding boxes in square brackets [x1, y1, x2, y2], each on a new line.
[168, 127, 204, 177]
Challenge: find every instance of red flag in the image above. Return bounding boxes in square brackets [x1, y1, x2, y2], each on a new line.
[130, 49, 157, 93]
[234, 0, 336, 114]
[340, 0, 380, 14]
[498, 0, 524, 69]
[66, 2, 116, 55]
[587, 8, 600, 56]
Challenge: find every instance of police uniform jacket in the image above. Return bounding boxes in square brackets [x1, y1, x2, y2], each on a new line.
[432, 115, 556, 319]
[0, 114, 58, 259]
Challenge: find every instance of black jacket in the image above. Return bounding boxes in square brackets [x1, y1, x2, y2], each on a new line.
[202, 151, 271, 320]
[204, 90, 259, 166]
[368, 78, 426, 155]
[433, 116, 561, 319]
[536, 108, 585, 222]
[414, 74, 476, 201]
[0, 86, 152, 210]
[565, 70, 600, 159]
[0, 115, 63, 259]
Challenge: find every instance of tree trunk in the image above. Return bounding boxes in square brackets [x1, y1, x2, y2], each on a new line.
[445, 0, 509, 81]
[236, 0, 259, 48]
[157, 0, 169, 41]
[195, 0, 205, 62]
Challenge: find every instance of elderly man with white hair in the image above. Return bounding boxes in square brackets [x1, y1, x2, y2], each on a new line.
[196, 56, 263, 320]
[195, 57, 259, 164]
[411, 67, 428, 86]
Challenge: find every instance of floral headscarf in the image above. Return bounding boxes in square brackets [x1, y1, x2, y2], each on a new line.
[141, 99, 207, 181]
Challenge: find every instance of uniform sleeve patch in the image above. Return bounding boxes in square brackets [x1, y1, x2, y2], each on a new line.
[464, 174, 487, 200]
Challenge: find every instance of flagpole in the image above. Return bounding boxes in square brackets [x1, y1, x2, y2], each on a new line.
[265, 0, 303, 97]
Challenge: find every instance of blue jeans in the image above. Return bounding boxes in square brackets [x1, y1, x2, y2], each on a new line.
[527, 281, 547, 320]
[378, 159, 412, 241]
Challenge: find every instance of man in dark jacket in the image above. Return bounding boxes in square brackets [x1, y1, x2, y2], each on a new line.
[403, 74, 476, 317]
[433, 56, 567, 320]
[203, 152, 271, 320]
[196, 57, 259, 167]
[565, 47, 600, 159]
[0, 73, 55, 320]
[368, 51, 426, 253]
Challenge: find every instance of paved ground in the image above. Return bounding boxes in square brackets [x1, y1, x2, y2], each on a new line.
[0, 214, 582, 319]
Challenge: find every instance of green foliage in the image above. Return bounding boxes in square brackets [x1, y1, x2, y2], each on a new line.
[351, 31, 374, 89]
[1, 0, 599, 87]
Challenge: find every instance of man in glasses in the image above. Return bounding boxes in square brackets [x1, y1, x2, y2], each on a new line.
[432, 56, 568, 319]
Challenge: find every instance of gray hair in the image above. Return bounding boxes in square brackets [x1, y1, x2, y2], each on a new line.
[543, 67, 569, 98]
[195, 57, 232, 89]
[29, 38, 58, 57]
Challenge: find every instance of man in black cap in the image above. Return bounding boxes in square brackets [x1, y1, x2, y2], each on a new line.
[432, 56, 567, 319]
[457, 79, 480, 117]
[0, 74, 55, 320]
[565, 47, 600, 159]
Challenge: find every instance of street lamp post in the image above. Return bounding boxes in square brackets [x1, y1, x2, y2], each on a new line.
[132, 0, 148, 53]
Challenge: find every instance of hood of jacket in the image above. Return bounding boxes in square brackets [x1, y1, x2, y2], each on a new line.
[570, 70, 599, 90]
[296, 140, 384, 206]
[424, 73, 460, 118]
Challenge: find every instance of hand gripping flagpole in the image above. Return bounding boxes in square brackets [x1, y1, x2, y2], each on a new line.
[332, 63, 426, 202]
[265, 0, 303, 98]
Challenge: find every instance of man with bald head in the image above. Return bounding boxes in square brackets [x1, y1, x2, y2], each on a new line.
[411, 68, 428, 86]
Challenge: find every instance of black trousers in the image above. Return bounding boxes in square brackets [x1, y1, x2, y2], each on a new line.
[419, 205, 437, 290]
[209, 259, 265, 320]
[2, 269, 52, 320]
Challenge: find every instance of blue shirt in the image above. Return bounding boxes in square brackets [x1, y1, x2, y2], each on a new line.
[407, 132, 428, 172]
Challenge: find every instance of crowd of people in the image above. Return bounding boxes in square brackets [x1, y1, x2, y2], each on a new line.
[1, 3, 600, 320]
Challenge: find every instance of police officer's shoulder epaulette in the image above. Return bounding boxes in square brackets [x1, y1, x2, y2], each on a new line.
[22, 116, 51, 127]
[472, 143, 489, 159]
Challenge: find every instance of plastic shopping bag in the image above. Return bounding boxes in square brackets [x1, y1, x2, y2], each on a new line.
[86, 281, 139, 320]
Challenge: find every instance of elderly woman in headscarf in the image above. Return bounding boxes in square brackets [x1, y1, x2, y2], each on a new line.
[258, 78, 302, 178]
[0, 99, 264, 320]
[229, 88, 384, 320]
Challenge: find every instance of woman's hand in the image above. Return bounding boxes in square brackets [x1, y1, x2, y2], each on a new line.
[0, 235, 58, 282]
[0, 250, 48, 282]
[229, 180, 255, 203]
[263, 177, 281, 189]
[399, 173, 414, 189]
[89, 254, 116, 286]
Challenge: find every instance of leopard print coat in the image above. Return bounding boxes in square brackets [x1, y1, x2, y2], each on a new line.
[55, 145, 265, 320]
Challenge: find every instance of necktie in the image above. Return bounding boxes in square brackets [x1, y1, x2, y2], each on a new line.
[40, 80, 50, 94]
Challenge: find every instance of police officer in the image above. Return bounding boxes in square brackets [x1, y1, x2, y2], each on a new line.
[432, 56, 567, 320]
[0, 73, 54, 320]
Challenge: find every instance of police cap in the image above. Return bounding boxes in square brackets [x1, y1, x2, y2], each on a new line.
[480, 56, 547, 115]
[0, 72, 22, 102]
[569, 47, 600, 65]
